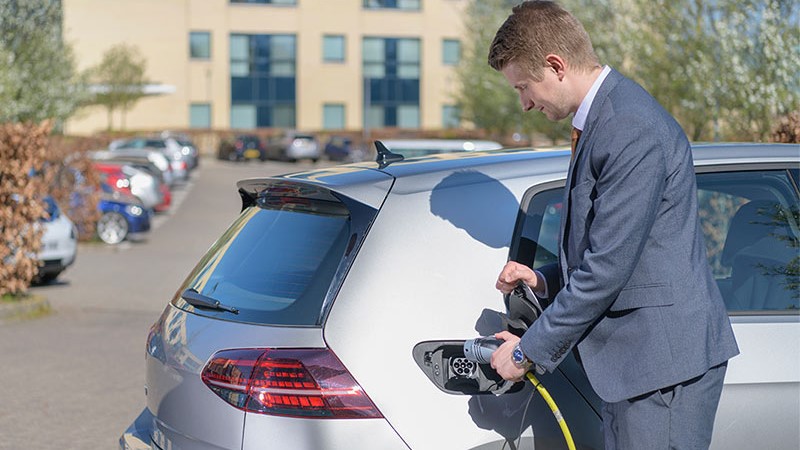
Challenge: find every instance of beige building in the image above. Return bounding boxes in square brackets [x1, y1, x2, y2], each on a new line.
[62, 0, 468, 135]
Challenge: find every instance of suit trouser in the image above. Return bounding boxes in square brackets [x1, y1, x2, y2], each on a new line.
[601, 362, 728, 450]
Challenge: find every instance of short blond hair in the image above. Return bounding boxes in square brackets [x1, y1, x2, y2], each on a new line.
[488, 1, 599, 80]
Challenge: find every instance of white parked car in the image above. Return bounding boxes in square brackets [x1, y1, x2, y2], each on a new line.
[35, 197, 78, 283]
[121, 143, 798, 450]
[264, 131, 321, 162]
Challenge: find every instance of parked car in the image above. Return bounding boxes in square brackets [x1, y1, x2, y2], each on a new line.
[100, 148, 176, 187]
[322, 136, 369, 162]
[92, 162, 163, 212]
[110, 137, 191, 181]
[264, 130, 320, 162]
[323, 136, 354, 162]
[34, 196, 78, 283]
[96, 182, 152, 245]
[160, 132, 200, 169]
[380, 138, 503, 158]
[121, 143, 799, 450]
[90, 151, 172, 212]
[217, 134, 266, 162]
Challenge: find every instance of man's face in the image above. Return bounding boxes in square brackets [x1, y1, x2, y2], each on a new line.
[501, 61, 571, 122]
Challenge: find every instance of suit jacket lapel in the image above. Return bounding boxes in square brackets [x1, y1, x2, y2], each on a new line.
[559, 69, 625, 284]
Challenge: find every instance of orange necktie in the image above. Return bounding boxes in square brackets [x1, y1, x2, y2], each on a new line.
[571, 127, 582, 155]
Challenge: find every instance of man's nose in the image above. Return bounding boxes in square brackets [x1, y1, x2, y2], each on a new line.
[521, 97, 534, 112]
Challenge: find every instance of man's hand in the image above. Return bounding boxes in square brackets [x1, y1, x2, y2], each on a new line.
[496, 261, 539, 294]
[490, 331, 527, 382]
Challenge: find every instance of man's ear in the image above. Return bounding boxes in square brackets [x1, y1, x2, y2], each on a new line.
[544, 54, 566, 81]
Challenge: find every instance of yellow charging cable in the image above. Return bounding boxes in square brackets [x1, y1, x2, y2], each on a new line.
[525, 372, 576, 450]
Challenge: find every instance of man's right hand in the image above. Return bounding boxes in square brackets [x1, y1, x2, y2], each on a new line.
[496, 261, 539, 294]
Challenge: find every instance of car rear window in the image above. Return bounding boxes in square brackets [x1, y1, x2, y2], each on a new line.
[239, 136, 260, 146]
[175, 193, 358, 326]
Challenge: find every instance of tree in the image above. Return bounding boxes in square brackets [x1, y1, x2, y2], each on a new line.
[89, 44, 148, 131]
[0, 0, 87, 124]
[566, 0, 800, 141]
[455, 0, 572, 145]
[456, 0, 800, 143]
[455, 0, 633, 144]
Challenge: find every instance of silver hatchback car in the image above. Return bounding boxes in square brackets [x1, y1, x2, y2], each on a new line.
[122, 143, 799, 450]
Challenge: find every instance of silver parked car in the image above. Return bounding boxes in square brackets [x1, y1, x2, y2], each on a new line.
[264, 130, 320, 162]
[121, 143, 799, 450]
[110, 137, 192, 182]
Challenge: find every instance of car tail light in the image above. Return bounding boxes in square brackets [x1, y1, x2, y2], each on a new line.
[201, 348, 383, 419]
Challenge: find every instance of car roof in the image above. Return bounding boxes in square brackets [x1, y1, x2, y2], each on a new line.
[244, 143, 798, 201]
[376, 142, 798, 175]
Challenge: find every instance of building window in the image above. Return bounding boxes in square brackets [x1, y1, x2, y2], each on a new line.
[323, 104, 346, 129]
[442, 105, 460, 128]
[363, 0, 420, 10]
[230, 0, 297, 5]
[230, 104, 257, 129]
[365, 105, 384, 129]
[190, 32, 211, 59]
[190, 103, 211, 128]
[362, 37, 420, 129]
[397, 105, 419, 128]
[323, 35, 345, 63]
[230, 33, 297, 128]
[442, 39, 460, 65]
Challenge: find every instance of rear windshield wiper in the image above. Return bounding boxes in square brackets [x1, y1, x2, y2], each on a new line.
[181, 288, 239, 314]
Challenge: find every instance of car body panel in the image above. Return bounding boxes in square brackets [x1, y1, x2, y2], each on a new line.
[242, 415, 408, 450]
[323, 161, 602, 449]
[711, 316, 800, 449]
[143, 304, 332, 450]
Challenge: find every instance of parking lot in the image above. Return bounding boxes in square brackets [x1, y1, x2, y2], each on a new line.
[0, 158, 333, 449]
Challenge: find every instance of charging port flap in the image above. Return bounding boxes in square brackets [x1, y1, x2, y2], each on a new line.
[413, 341, 523, 396]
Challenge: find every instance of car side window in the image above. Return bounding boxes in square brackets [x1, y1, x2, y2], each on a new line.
[511, 169, 799, 315]
[509, 186, 563, 271]
[696, 169, 799, 314]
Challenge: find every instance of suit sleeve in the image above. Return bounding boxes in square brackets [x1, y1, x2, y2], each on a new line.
[520, 115, 668, 371]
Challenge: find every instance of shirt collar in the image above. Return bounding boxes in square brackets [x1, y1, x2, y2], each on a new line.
[572, 65, 611, 131]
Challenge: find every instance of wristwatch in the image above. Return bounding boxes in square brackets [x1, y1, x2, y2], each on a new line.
[512, 343, 532, 369]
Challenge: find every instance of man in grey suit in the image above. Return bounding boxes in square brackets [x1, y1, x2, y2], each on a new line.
[486, 1, 739, 448]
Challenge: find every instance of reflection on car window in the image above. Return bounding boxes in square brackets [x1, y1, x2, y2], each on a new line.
[178, 197, 351, 325]
[697, 170, 799, 314]
[513, 169, 799, 315]
[510, 188, 562, 271]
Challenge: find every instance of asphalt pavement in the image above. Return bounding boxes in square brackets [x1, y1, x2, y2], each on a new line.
[0, 157, 332, 450]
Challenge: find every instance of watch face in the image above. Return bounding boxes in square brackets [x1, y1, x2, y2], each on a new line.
[513, 345, 525, 363]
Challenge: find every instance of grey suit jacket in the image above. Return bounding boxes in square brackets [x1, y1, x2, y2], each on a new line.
[520, 68, 739, 403]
